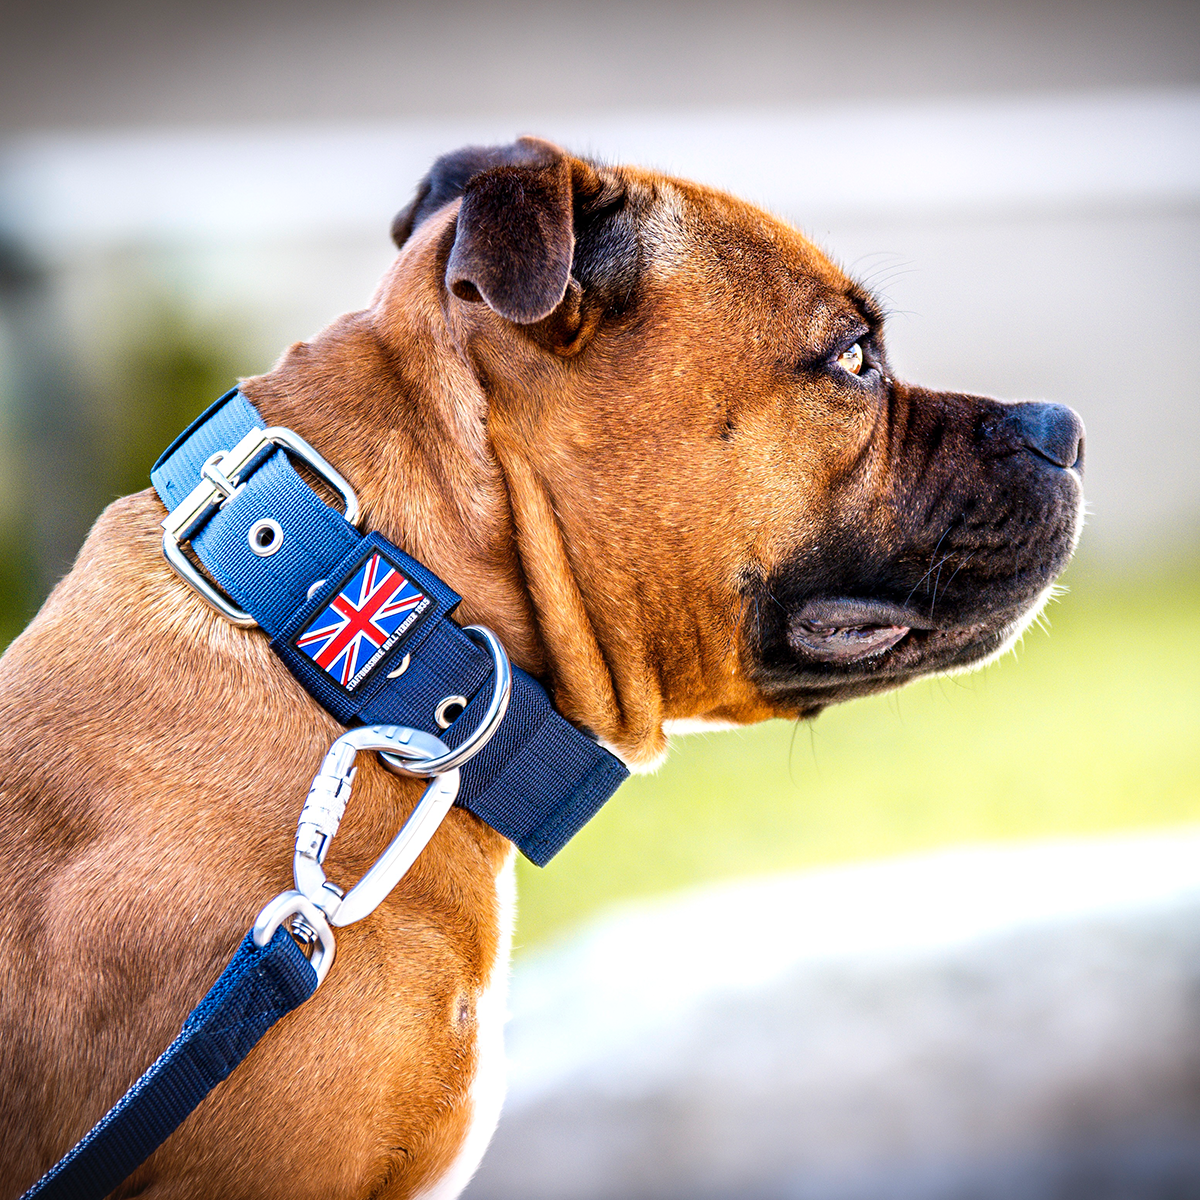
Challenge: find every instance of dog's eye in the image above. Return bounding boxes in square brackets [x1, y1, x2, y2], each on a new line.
[835, 342, 864, 376]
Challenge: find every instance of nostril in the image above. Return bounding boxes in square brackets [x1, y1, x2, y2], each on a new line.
[1012, 402, 1086, 472]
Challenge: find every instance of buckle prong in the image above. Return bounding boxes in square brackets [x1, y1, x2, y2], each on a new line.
[199, 452, 242, 505]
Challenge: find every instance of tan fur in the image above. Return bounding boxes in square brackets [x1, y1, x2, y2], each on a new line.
[0, 151, 1068, 1198]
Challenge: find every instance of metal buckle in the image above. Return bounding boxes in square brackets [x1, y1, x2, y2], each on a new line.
[161, 425, 362, 628]
[291, 725, 462, 928]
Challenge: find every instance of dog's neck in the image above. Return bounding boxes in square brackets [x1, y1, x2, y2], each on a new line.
[242, 258, 678, 770]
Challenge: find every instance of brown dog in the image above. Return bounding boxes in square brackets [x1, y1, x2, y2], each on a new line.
[1, 137, 1083, 1198]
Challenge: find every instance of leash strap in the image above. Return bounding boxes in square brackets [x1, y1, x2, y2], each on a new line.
[151, 389, 627, 865]
[21, 927, 317, 1200]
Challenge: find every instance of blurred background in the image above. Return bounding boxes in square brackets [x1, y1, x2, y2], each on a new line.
[2, 2, 1198, 1197]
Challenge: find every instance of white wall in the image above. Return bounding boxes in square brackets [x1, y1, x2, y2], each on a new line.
[2, 92, 1196, 554]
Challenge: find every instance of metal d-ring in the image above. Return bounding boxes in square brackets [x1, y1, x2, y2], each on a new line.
[379, 625, 512, 779]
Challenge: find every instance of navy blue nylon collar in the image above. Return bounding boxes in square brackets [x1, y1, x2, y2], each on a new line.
[151, 389, 627, 865]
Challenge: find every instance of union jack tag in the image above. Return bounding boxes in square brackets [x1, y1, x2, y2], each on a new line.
[295, 549, 432, 691]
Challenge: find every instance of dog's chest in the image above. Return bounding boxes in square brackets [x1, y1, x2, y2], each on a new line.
[414, 848, 516, 1200]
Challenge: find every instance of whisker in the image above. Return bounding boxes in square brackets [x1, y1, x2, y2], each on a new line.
[930, 546, 976, 619]
[929, 554, 949, 619]
[937, 551, 976, 607]
[904, 523, 955, 608]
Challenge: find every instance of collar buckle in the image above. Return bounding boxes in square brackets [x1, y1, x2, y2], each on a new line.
[160, 424, 362, 628]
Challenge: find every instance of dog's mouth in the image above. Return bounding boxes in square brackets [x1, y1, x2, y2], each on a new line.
[784, 598, 976, 670]
[787, 599, 917, 663]
[789, 623, 911, 662]
[777, 595, 993, 681]
[749, 578, 1058, 713]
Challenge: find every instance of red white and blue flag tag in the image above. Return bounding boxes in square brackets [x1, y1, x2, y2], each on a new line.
[296, 550, 431, 691]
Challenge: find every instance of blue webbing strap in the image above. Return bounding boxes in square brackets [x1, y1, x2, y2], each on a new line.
[150, 389, 627, 865]
[22, 927, 317, 1200]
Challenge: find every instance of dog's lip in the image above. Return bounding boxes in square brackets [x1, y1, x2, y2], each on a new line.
[786, 597, 935, 664]
[792, 597, 937, 631]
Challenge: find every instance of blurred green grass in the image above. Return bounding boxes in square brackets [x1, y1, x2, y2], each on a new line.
[0, 303, 251, 647]
[514, 553, 1200, 950]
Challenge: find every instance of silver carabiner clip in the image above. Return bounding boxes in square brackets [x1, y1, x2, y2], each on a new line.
[252, 727, 456, 985]
[254, 624, 511, 984]
[292, 725, 461, 928]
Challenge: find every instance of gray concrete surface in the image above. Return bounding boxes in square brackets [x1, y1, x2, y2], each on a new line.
[466, 834, 1200, 1200]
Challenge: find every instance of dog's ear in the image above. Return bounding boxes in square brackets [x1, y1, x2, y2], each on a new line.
[395, 136, 632, 339]
[445, 148, 581, 326]
[391, 137, 562, 249]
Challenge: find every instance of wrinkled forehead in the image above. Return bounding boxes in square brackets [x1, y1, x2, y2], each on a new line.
[616, 168, 874, 348]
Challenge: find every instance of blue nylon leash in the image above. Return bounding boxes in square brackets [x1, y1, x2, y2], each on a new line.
[22, 928, 317, 1200]
[23, 388, 628, 1198]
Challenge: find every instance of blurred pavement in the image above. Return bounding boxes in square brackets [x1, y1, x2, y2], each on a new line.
[468, 833, 1200, 1200]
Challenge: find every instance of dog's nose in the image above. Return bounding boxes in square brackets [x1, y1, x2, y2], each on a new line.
[1006, 402, 1086, 472]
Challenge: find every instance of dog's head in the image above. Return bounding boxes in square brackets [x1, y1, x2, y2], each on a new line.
[385, 137, 1084, 760]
